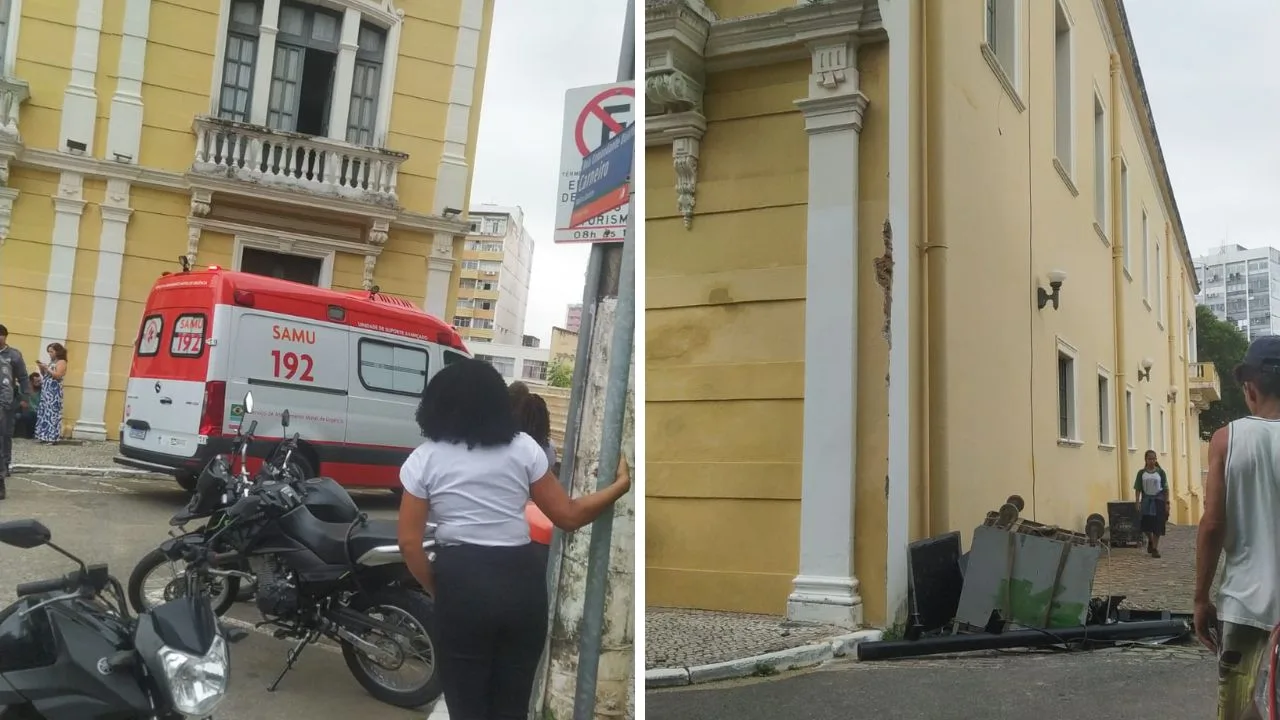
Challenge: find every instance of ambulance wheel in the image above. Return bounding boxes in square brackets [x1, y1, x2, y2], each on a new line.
[175, 472, 198, 493]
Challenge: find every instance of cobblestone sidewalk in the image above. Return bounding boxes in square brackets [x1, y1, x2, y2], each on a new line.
[645, 608, 846, 670]
[648, 523, 1203, 672]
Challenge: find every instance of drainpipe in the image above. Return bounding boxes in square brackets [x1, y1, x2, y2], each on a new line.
[1163, 220, 1179, 515]
[1109, 52, 1131, 499]
[913, 0, 931, 535]
[923, 0, 948, 535]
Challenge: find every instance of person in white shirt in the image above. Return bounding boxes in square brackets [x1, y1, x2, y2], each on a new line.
[396, 358, 630, 720]
[1196, 335, 1280, 720]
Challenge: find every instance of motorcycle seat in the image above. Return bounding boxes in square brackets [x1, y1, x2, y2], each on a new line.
[345, 519, 400, 561]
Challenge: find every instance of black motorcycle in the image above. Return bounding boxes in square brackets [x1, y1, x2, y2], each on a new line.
[0, 518, 246, 719]
[128, 398, 359, 616]
[126, 395, 441, 709]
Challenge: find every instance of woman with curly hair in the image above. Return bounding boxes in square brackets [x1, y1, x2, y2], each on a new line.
[396, 359, 629, 719]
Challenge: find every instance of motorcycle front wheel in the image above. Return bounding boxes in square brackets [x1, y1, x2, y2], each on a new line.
[127, 547, 241, 616]
[340, 588, 441, 709]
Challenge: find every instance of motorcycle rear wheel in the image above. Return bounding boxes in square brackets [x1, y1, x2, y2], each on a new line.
[127, 547, 241, 617]
[340, 588, 441, 709]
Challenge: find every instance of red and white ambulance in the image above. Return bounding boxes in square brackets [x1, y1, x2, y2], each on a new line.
[115, 266, 554, 545]
[115, 266, 473, 494]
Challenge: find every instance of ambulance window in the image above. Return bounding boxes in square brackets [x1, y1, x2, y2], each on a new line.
[137, 315, 164, 357]
[443, 350, 467, 366]
[358, 339, 428, 396]
[169, 314, 207, 358]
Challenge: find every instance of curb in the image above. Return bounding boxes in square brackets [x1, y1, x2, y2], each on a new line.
[645, 629, 883, 689]
[10, 464, 169, 481]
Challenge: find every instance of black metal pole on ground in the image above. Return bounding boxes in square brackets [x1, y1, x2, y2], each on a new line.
[856, 620, 1191, 662]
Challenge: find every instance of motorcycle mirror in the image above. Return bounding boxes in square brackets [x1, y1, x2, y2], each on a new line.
[0, 519, 52, 549]
[243, 392, 254, 414]
[281, 409, 290, 429]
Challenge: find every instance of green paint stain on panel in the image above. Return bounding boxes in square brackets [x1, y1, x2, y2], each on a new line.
[995, 579, 1087, 628]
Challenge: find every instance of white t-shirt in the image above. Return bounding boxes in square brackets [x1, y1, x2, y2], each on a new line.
[399, 432, 550, 547]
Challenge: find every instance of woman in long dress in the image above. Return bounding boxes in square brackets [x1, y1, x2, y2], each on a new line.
[34, 343, 67, 445]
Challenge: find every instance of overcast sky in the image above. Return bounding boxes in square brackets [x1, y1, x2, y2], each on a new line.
[1125, 0, 1280, 258]
[468, 0, 631, 345]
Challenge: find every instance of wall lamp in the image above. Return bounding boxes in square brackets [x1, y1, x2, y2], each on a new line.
[1037, 269, 1068, 310]
[1167, 386, 1178, 403]
[1138, 357, 1154, 382]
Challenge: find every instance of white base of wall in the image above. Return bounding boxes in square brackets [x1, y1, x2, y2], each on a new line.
[787, 574, 863, 629]
[71, 417, 108, 441]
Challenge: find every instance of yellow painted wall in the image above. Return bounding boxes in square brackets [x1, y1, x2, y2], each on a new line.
[139, 0, 219, 172]
[12, 2, 75, 154]
[0, 167, 60, 362]
[645, 43, 893, 624]
[389, 0, 476, 214]
[923, 0, 1201, 539]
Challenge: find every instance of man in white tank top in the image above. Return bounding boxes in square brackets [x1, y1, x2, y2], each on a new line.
[1196, 335, 1280, 720]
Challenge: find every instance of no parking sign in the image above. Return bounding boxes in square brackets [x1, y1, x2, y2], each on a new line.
[554, 82, 634, 244]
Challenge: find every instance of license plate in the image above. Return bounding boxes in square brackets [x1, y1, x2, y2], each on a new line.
[128, 428, 147, 441]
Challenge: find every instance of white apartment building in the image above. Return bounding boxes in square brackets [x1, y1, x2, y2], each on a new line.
[455, 204, 535, 344]
[1194, 244, 1280, 339]
[473, 342, 552, 385]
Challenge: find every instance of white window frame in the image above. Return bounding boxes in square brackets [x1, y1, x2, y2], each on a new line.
[1160, 407, 1168, 453]
[1125, 386, 1136, 451]
[1141, 208, 1150, 303]
[1051, 0, 1075, 180]
[1156, 242, 1165, 324]
[1056, 338, 1080, 445]
[1092, 89, 1107, 233]
[982, 0, 1023, 107]
[1097, 366, 1113, 447]
[1120, 158, 1131, 276]
[1152, 397, 1162, 448]
[0, 0, 23, 77]
[207, 0, 403, 146]
[232, 233, 336, 288]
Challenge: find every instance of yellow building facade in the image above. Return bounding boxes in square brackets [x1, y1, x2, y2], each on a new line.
[0, 0, 493, 441]
[645, 0, 1218, 629]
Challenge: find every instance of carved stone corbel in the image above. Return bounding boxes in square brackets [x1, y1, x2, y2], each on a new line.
[367, 218, 390, 247]
[190, 189, 212, 217]
[361, 219, 391, 290]
[646, 0, 713, 230]
[0, 187, 18, 247]
[362, 255, 377, 291]
[186, 224, 201, 266]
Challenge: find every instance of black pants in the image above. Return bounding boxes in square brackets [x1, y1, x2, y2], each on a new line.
[433, 542, 548, 720]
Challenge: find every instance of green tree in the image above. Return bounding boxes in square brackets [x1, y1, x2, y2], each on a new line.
[547, 360, 573, 388]
[1196, 304, 1249, 436]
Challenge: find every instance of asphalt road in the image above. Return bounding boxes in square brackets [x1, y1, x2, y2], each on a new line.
[0, 472, 426, 719]
[647, 645, 1220, 720]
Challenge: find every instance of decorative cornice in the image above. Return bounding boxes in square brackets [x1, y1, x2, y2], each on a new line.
[796, 40, 869, 135]
[191, 216, 384, 258]
[703, 1, 885, 73]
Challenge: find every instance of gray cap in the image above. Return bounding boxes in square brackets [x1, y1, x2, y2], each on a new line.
[1242, 335, 1280, 373]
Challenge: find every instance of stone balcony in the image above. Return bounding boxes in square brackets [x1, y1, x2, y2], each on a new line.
[190, 116, 408, 209]
[1188, 362, 1221, 408]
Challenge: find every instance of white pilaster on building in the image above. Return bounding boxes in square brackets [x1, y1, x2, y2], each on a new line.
[431, 0, 485, 215]
[248, 0, 282, 127]
[426, 244, 453, 318]
[105, 0, 151, 163]
[74, 179, 132, 440]
[788, 40, 870, 630]
[59, 0, 104, 154]
[327, 7, 361, 140]
[40, 172, 87, 349]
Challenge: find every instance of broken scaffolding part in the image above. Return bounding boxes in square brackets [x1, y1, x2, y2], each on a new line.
[856, 619, 1191, 661]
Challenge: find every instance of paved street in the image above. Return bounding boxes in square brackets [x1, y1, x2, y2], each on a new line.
[648, 644, 1217, 719]
[0, 472, 428, 719]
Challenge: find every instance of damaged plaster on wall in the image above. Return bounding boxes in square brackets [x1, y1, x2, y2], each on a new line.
[541, 296, 637, 720]
[874, 218, 894, 343]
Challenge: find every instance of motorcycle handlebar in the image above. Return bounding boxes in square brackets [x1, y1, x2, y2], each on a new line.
[16, 572, 77, 598]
